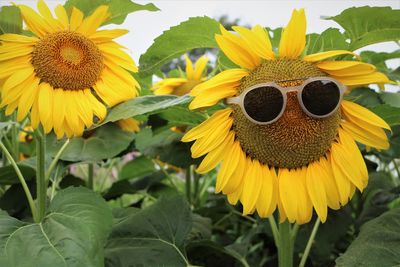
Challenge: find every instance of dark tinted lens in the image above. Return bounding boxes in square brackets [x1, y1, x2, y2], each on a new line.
[301, 80, 341, 116]
[243, 86, 284, 123]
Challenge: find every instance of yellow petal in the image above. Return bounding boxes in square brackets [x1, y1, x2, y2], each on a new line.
[69, 7, 84, 31]
[232, 25, 275, 60]
[55, 5, 69, 29]
[216, 25, 261, 69]
[73, 90, 93, 128]
[77, 5, 109, 36]
[330, 147, 353, 205]
[185, 55, 194, 80]
[90, 29, 129, 43]
[278, 168, 298, 223]
[53, 89, 66, 139]
[338, 129, 368, 188]
[319, 157, 341, 210]
[296, 167, 313, 224]
[279, 9, 306, 59]
[38, 83, 53, 133]
[196, 131, 234, 173]
[99, 43, 138, 73]
[117, 118, 140, 133]
[17, 77, 40, 121]
[221, 145, 247, 194]
[304, 50, 359, 62]
[227, 182, 243, 205]
[189, 87, 236, 109]
[306, 161, 328, 222]
[0, 73, 34, 107]
[190, 117, 233, 158]
[341, 100, 391, 130]
[332, 71, 391, 86]
[2, 67, 34, 97]
[182, 108, 232, 142]
[241, 159, 262, 215]
[316, 61, 376, 77]
[193, 55, 209, 81]
[18, 4, 54, 37]
[191, 68, 248, 96]
[0, 34, 38, 43]
[255, 164, 275, 218]
[216, 140, 241, 193]
[341, 120, 389, 150]
[0, 47, 33, 61]
[84, 89, 106, 121]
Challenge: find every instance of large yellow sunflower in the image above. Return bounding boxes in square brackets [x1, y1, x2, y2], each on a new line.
[182, 9, 391, 224]
[152, 55, 208, 96]
[0, 0, 139, 138]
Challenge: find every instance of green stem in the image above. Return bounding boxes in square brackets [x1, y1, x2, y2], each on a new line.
[87, 163, 94, 189]
[278, 221, 293, 267]
[45, 139, 70, 181]
[268, 215, 280, 246]
[193, 170, 199, 206]
[299, 218, 320, 267]
[35, 127, 46, 222]
[185, 166, 192, 204]
[0, 140, 37, 221]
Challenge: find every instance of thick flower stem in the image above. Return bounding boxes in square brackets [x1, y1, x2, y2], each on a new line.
[35, 127, 47, 222]
[11, 113, 19, 162]
[278, 221, 293, 267]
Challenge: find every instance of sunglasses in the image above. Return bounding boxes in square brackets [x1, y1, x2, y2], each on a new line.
[226, 77, 346, 125]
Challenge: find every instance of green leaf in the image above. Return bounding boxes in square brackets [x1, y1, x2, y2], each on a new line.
[64, 0, 159, 25]
[156, 106, 207, 126]
[119, 156, 156, 181]
[380, 92, 400, 108]
[217, 51, 239, 71]
[371, 104, 400, 126]
[46, 124, 135, 162]
[327, 6, 400, 50]
[266, 27, 282, 51]
[135, 127, 197, 168]
[305, 28, 349, 55]
[0, 164, 35, 185]
[0, 187, 113, 267]
[346, 87, 382, 108]
[0, 6, 22, 34]
[336, 208, 400, 267]
[105, 195, 192, 266]
[139, 16, 220, 76]
[99, 95, 191, 126]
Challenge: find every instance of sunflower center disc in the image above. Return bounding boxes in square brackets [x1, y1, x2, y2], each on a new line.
[232, 59, 341, 169]
[31, 31, 103, 90]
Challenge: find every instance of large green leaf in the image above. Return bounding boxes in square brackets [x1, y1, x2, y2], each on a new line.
[336, 208, 400, 267]
[64, 0, 159, 25]
[327, 6, 400, 50]
[46, 124, 135, 162]
[99, 95, 191, 126]
[139, 16, 220, 76]
[371, 104, 400, 127]
[105, 195, 192, 266]
[0, 164, 35, 185]
[0, 187, 113, 267]
[0, 6, 22, 34]
[305, 28, 349, 55]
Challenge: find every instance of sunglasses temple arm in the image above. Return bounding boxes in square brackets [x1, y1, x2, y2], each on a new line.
[226, 97, 240, 105]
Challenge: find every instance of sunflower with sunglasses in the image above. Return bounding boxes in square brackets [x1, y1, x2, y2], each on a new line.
[182, 9, 391, 224]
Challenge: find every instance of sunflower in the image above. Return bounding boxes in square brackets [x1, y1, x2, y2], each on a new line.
[0, 0, 139, 139]
[152, 55, 208, 96]
[182, 9, 391, 224]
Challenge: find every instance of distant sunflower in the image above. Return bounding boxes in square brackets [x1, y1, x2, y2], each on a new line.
[117, 118, 140, 133]
[152, 55, 208, 96]
[182, 9, 391, 224]
[0, 0, 139, 138]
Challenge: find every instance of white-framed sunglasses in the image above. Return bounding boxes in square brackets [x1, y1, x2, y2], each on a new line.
[226, 77, 347, 125]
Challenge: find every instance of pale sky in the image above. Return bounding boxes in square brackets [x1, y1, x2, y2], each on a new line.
[5, 0, 400, 69]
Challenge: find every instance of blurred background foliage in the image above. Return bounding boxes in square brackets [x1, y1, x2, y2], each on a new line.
[0, 1, 399, 266]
